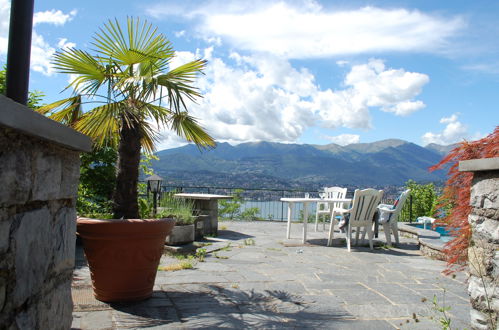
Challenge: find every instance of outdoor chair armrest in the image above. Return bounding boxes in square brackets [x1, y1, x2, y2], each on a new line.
[377, 205, 396, 213]
[332, 207, 350, 214]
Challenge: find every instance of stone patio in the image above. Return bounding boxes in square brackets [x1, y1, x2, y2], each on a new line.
[71, 221, 471, 329]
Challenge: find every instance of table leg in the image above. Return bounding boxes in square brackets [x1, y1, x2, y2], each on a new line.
[303, 202, 308, 243]
[286, 203, 292, 239]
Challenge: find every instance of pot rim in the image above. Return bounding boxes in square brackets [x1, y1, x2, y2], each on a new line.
[77, 217, 176, 224]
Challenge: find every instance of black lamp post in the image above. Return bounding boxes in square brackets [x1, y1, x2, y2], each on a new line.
[6, 0, 35, 105]
[145, 174, 163, 216]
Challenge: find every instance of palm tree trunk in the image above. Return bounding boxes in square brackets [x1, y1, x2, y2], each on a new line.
[113, 120, 142, 219]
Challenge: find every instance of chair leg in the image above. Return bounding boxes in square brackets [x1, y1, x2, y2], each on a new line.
[382, 223, 392, 246]
[367, 225, 374, 250]
[327, 212, 335, 247]
[392, 221, 399, 244]
[355, 228, 360, 246]
[315, 212, 319, 232]
[361, 227, 367, 245]
[347, 225, 351, 252]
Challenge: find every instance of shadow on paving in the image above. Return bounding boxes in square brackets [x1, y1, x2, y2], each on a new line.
[74, 240, 88, 270]
[107, 286, 358, 328]
[305, 238, 419, 254]
[216, 229, 255, 240]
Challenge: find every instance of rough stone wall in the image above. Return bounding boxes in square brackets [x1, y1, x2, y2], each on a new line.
[467, 169, 499, 330]
[0, 127, 80, 329]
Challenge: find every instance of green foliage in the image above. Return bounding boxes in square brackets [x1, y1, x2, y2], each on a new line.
[432, 294, 452, 330]
[299, 210, 316, 223]
[138, 198, 153, 219]
[36, 18, 215, 153]
[400, 180, 439, 221]
[77, 146, 117, 216]
[158, 192, 195, 225]
[195, 248, 207, 262]
[243, 238, 255, 246]
[0, 65, 45, 109]
[219, 189, 243, 219]
[138, 153, 159, 218]
[240, 207, 261, 221]
[219, 189, 262, 220]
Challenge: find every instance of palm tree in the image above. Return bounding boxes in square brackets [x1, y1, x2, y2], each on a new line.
[38, 18, 215, 219]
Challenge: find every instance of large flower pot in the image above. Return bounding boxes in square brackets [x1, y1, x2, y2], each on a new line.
[76, 217, 175, 302]
[165, 224, 195, 245]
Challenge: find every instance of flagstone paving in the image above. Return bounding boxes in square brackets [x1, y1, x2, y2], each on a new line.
[72, 221, 470, 329]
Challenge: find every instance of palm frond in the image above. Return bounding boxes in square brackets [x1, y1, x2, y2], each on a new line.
[170, 111, 216, 149]
[92, 17, 174, 66]
[52, 48, 107, 95]
[48, 96, 83, 126]
[74, 102, 124, 148]
[157, 59, 207, 112]
[36, 96, 80, 116]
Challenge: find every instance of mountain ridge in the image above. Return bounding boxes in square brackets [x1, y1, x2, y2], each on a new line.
[152, 139, 450, 189]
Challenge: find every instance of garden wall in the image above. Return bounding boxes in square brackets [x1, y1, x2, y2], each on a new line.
[0, 95, 91, 329]
[459, 157, 499, 330]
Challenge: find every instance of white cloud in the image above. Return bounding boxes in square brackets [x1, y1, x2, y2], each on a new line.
[325, 134, 360, 146]
[33, 9, 77, 26]
[156, 129, 190, 151]
[315, 59, 428, 129]
[174, 30, 186, 38]
[0, 1, 76, 76]
[29, 33, 76, 76]
[146, 1, 464, 59]
[156, 51, 428, 147]
[422, 113, 469, 145]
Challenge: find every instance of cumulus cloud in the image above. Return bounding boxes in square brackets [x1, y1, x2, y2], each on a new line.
[146, 1, 464, 58]
[0, 0, 76, 76]
[156, 52, 428, 147]
[324, 134, 360, 146]
[422, 113, 469, 145]
[315, 59, 429, 129]
[33, 9, 77, 26]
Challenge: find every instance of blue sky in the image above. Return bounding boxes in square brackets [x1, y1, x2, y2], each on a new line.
[1, 0, 498, 150]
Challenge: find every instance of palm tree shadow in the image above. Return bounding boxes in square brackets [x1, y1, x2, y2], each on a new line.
[108, 285, 353, 328]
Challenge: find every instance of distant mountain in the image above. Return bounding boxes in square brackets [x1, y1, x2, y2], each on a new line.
[425, 143, 457, 156]
[153, 139, 449, 189]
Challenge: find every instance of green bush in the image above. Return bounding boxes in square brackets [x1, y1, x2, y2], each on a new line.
[400, 180, 439, 221]
[76, 146, 117, 216]
[219, 189, 262, 220]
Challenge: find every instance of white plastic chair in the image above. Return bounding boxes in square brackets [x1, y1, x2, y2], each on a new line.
[328, 188, 383, 251]
[377, 189, 410, 246]
[315, 187, 347, 231]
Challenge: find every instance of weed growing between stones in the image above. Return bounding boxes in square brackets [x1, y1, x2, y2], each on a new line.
[244, 238, 255, 246]
[158, 260, 193, 271]
[214, 253, 229, 259]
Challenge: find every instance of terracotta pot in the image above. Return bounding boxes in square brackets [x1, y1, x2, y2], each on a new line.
[76, 217, 175, 302]
[165, 224, 195, 245]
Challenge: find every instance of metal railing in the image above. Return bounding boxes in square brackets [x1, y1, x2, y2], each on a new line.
[159, 185, 413, 222]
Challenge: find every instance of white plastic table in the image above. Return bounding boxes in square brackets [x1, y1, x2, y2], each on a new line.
[280, 197, 352, 243]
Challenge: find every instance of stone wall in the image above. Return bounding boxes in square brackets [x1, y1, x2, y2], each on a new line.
[0, 95, 91, 329]
[460, 158, 499, 330]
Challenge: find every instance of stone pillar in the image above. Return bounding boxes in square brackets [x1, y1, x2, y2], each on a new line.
[0, 95, 91, 329]
[459, 158, 499, 330]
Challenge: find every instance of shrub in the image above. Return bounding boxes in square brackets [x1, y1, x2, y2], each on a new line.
[430, 126, 499, 272]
